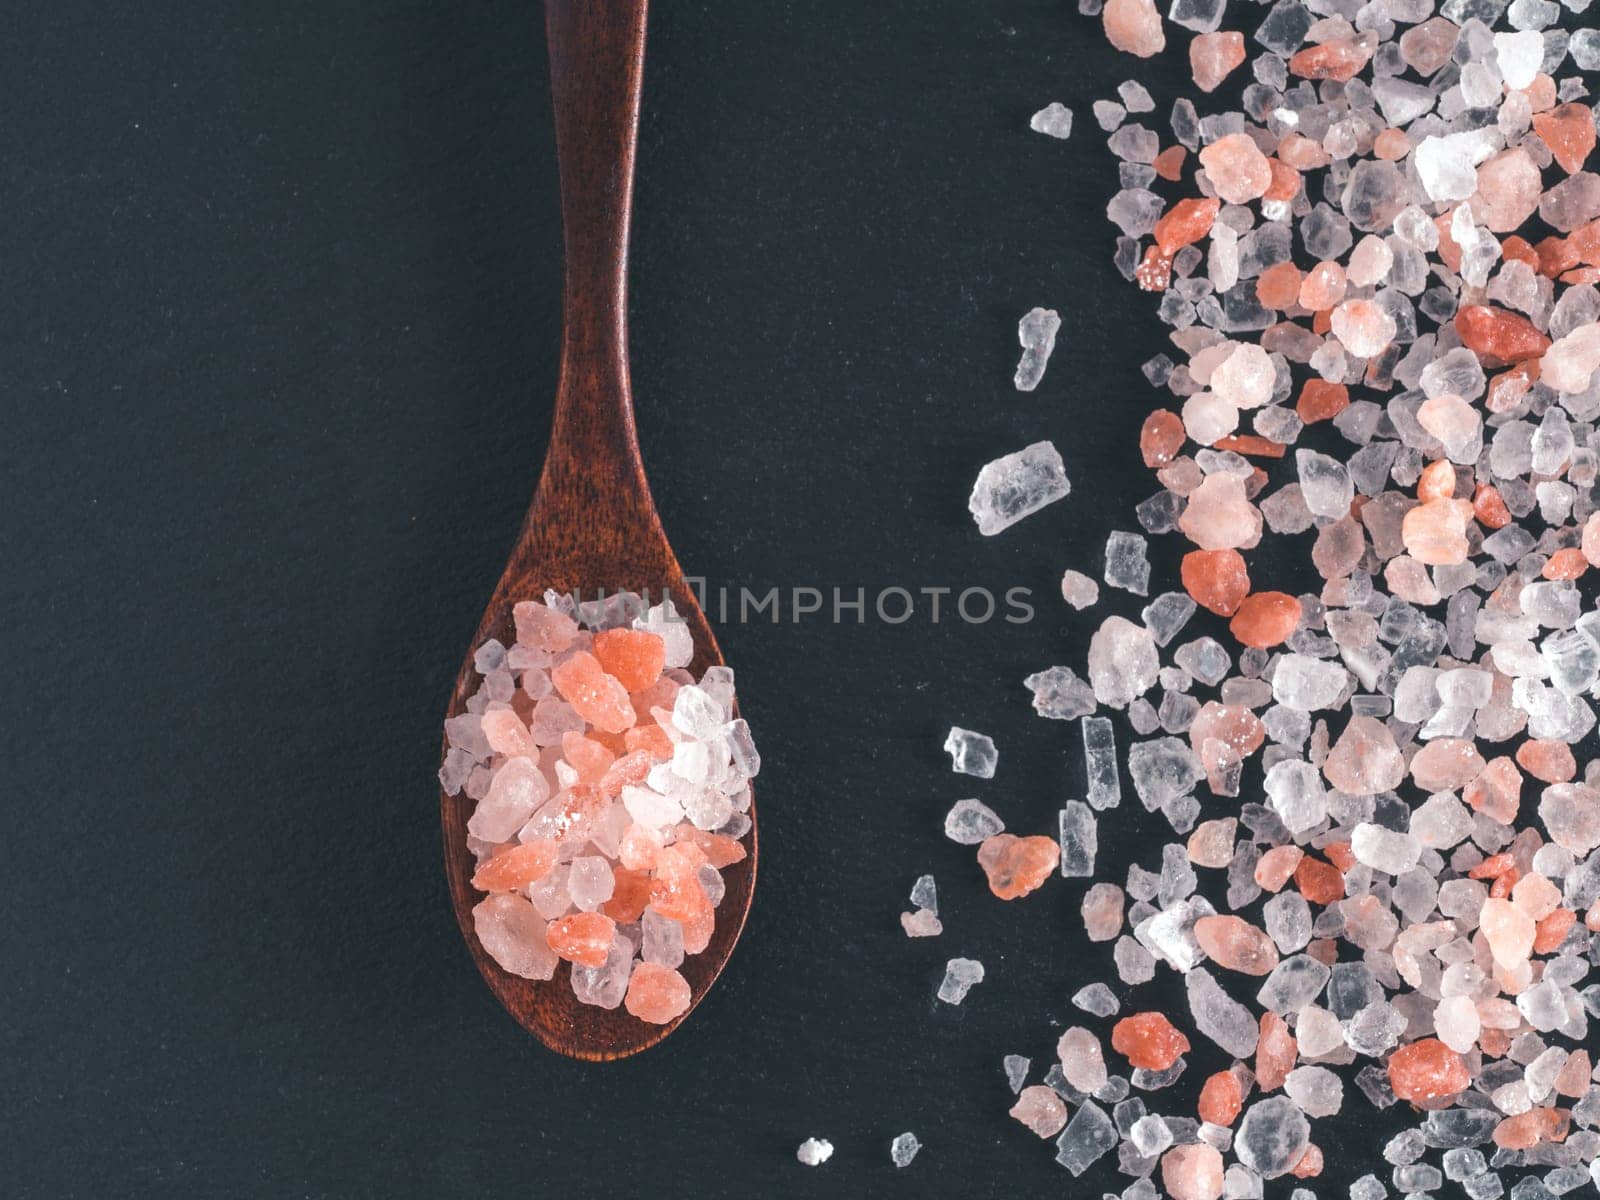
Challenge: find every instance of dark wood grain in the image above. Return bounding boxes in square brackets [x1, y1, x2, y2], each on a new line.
[438, 0, 757, 1061]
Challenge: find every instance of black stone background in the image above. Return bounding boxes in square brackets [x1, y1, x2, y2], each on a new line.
[4, 0, 1436, 1196]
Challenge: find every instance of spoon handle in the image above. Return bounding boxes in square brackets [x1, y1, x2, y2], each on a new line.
[544, 0, 649, 493]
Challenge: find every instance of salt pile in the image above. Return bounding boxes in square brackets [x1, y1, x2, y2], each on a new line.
[950, 0, 1600, 1193]
[441, 591, 757, 1025]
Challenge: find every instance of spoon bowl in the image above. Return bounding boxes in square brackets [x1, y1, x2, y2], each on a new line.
[439, 0, 756, 1061]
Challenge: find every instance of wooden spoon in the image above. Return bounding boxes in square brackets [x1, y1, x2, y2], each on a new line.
[439, 0, 756, 1060]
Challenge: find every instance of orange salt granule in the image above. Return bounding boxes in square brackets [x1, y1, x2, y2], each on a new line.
[1388, 1038, 1470, 1103]
[1140, 410, 1186, 468]
[1454, 304, 1552, 364]
[1254, 1012, 1297, 1091]
[550, 650, 636, 734]
[591, 627, 666, 691]
[623, 961, 692, 1024]
[545, 912, 617, 969]
[1228, 591, 1301, 648]
[1181, 549, 1250, 616]
[977, 833, 1060, 900]
[1153, 197, 1220, 255]
[1294, 856, 1344, 904]
[1112, 1012, 1191, 1071]
[1533, 102, 1597, 174]
[472, 839, 559, 893]
[1255, 261, 1303, 309]
[1152, 145, 1187, 181]
[601, 868, 653, 923]
[1197, 1070, 1243, 1125]
[1295, 379, 1348, 422]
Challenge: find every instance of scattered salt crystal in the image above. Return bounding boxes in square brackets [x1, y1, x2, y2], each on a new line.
[890, 1131, 921, 1168]
[1014, 307, 1063, 392]
[796, 1138, 833, 1166]
[968, 441, 1071, 535]
[944, 798, 1005, 844]
[1061, 569, 1100, 609]
[1030, 102, 1074, 139]
[943, 726, 997, 778]
[938, 957, 985, 1004]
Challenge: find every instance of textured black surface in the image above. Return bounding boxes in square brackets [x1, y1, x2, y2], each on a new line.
[5, 2, 1395, 1197]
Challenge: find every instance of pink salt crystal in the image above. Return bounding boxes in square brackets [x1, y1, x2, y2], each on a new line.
[1433, 995, 1480, 1054]
[1470, 148, 1543, 232]
[1199, 133, 1272, 205]
[1385, 556, 1439, 605]
[1329, 298, 1396, 358]
[1255, 1012, 1297, 1091]
[618, 822, 664, 870]
[481, 707, 536, 758]
[1187, 818, 1236, 868]
[1010, 1085, 1070, 1139]
[1112, 1013, 1190, 1071]
[472, 839, 560, 893]
[648, 845, 713, 926]
[1541, 323, 1600, 393]
[1254, 846, 1304, 892]
[1585, 512, 1600, 565]
[1511, 872, 1560, 920]
[1198, 1070, 1243, 1125]
[1153, 198, 1221, 255]
[1465, 756, 1522, 822]
[900, 908, 943, 937]
[1480, 896, 1536, 969]
[1228, 591, 1300, 649]
[1181, 549, 1251, 616]
[1401, 498, 1473, 565]
[1288, 32, 1376, 81]
[591, 627, 666, 692]
[1387, 1038, 1470, 1103]
[1178, 473, 1263, 551]
[977, 834, 1060, 900]
[1194, 915, 1279, 976]
[1161, 1144, 1225, 1200]
[1409, 738, 1486, 792]
[1101, 0, 1164, 58]
[1210, 343, 1274, 408]
[512, 600, 578, 652]
[1399, 16, 1458, 75]
[1323, 715, 1405, 795]
[1081, 882, 1125, 942]
[1190, 32, 1245, 93]
[1297, 262, 1346, 311]
[1533, 103, 1597, 175]
[1556, 1050, 1592, 1097]
[472, 893, 558, 980]
[550, 651, 637, 734]
[1416, 394, 1480, 461]
[623, 961, 692, 1024]
[1189, 702, 1265, 790]
[546, 911, 617, 968]
[1517, 739, 1576, 783]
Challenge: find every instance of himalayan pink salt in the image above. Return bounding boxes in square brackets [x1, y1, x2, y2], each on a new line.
[1401, 498, 1473, 565]
[977, 834, 1060, 900]
[1409, 738, 1486, 791]
[1517, 739, 1576, 783]
[1198, 1070, 1243, 1125]
[1534, 103, 1598, 175]
[1543, 547, 1588, 580]
[1161, 1144, 1224, 1200]
[1081, 882, 1125, 941]
[1153, 145, 1187, 182]
[1101, 0, 1164, 57]
[1228, 591, 1300, 648]
[1190, 32, 1245, 93]
[1480, 896, 1536, 968]
[513, 599, 578, 651]
[1494, 1109, 1568, 1151]
[1433, 994, 1480, 1054]
[1255, 1012, 1297, 1091]
[1416, 394, 1480, 461]
[1399, 16, 1458, 74]
[550, 651, 636, 734]
[623, 961, 692, 1023]
[1179, 473, 1263, 550]
[473, 893, 559, 980]
[1010, 1085, 1069, 1138]
[1112, 1012, 1190, 1070]
[1541, 323, 1600, 393]
[1290, 1145, 1324, 1179]
[1323, 716, 1404, 794]
[1295, 379, 1348, 423]
[591, 628, 666, 692]
[1297, 262, 1346, 311]
[1210, 343, 1274, 408]
[1153, 197, 1220, 255]
[481, 708, 536, 757]
[546, 911, 617, 968]
[1199, 133, 1272, 205]
[1471, 148, 1543, 232]
[1181, 549, 1250, 616]
[1187, 818, 1236, 869]
[1557, 1050, 1593, 1098]
[1194, 915, 1279, 976]
[1254, 846, 1304, 892]
[472, 839, 560, 893]
[1140, 409, 1186, 467]
[1329, 298, 1396, 358]
[602, 868, 652, 922]
[1288, 33, 1375, 80]
[1388, 1038, 1470, 1103]
[1455, 305, 1551, 364]
[1189, 702, 1264, 791]
[1256, 261, 1303, 310]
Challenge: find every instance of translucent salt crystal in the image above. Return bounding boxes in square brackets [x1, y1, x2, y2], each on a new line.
[1415, 131, 1498, 203]
[472, 894, 558, 980]
[1105, 531, 1152, 596]
[943, 726, 997, 778]
[1083, 882, 1125, 941]
[1014, 307, 1062, 392]
[632, 598, 694, 670]
[1088, 616, 1160, 708]
[937, 957, 985, 1004]
[1024, 666, 1096, 719]
[1012, 1085, 1069, 1138]
[1061, 570, 1100, 609]
[1059, 801, 1099, 877]
[890, 1131, 920, 1168]
[796, 1137, 834, 1166]
[944, 798, 1004, 844]
[900, 908, 943, 937]
[1074, 982, 1120, 1016]
[1234, 1096, 1310, 1179]
[910, 873, 937, 913]
[968, 441, 1071, 535]
[1004, 1053, 1031, 1093]
[1187, 968, 1260, 1058]
[1083, 717, 1122, 809]
[567, 855, 615, 910]
[642, 907, 685, 967]
[1055, 1100, 1119, 1176]
[1131, 1114, 1174, 1156]
[1350, 822, 1421, 875]
[570, 930, 635, 1009]
[1030, 103, 1074, 139]
[1283, 1065, 1343, 1118]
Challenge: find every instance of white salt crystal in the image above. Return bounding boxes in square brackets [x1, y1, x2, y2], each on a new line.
[796, 1137, 834, 1166]
[1014, 307, 1062, 391]
[943, 726, 998, 777]
[937, 957, 985, 1004]
[890, 1131, 921, 1167]
[1030, 102, 1074, 139]
[944, 798, 1005, 844]
[1104, 530, 1152, 595]
[968, 441, 1071, 535]
[1061, 569, 1100, 609]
